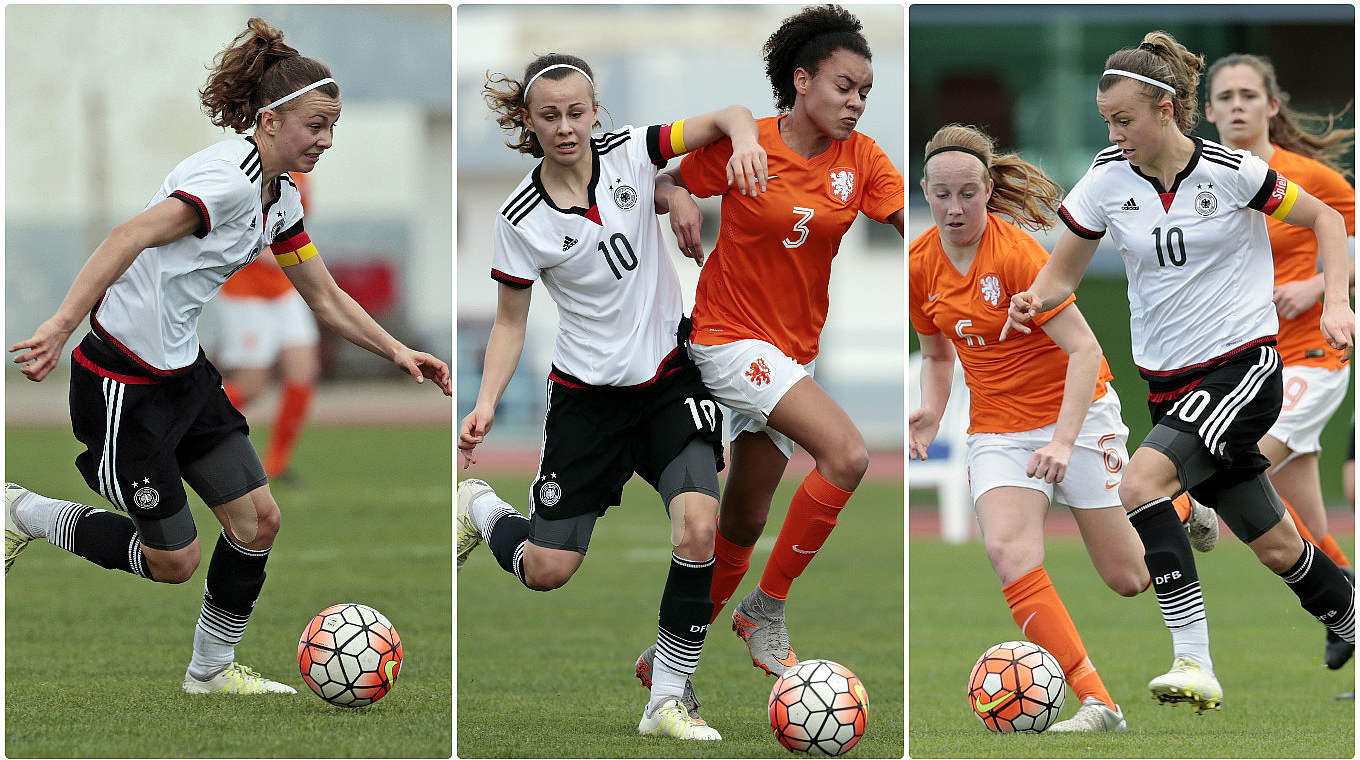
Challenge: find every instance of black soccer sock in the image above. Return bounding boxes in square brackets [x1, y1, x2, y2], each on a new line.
[1280, 541, 1356, 643]
[1130, 497, 1207, 630]
[486, 511, 533, 589]
[655, 553, 716, 678]
[48, 504, 153, 579]
[196, 530, 270, 646]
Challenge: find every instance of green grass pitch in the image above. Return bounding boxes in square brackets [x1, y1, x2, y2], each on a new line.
[456, 474, 905, 757]
[5, 425, 452, 758]
[909, 534, 1356, 757]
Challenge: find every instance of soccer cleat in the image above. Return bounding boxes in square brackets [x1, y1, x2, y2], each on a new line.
[634, 645, 703, 721]
[1324, 566, 1355, 670]
[182, 662, 297, 695]
[1047, 697, 1127, 732]
[1148, 657, 1222, 714]
[637, 697, 721, 740]
[5, 483, 35, 575]
[456, 479, 491, 571]
[1184, 496, 1219, 553]
[732, 590, 798, 677]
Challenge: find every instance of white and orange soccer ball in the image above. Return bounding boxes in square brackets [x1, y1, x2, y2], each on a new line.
[967, 640, 1065, 733]
[768, 659, 868, 755]
[298, 602, 402, 707]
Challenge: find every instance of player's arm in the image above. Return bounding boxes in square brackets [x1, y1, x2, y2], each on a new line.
[1030, 304, 1102, 484]
[886, 208, 904, 237]
[9, 197, 201, 382]
[655, 171, 705, 264]
[460, 283, 532, 469]
[1000, 230, 1100, 340]
[909, 331, 955, 461]
[1277, 188, 1354, 352]
[666, 106, 767, 196]
[283, 256, 451, 395]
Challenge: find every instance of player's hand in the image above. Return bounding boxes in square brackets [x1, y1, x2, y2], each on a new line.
[1273, 278, 1324, 321]
[394, 348, 452, 396]
[8, 317, 75, 382]
[908, 407, 940, 461]
[1028, 440, 1073, 484]
[999, 292, 1041, 341]
[459, 406, 495, 470]
[668, 192, 705, 264]
[726, 138, 768, 198]
[1320, 302, 1355, 359]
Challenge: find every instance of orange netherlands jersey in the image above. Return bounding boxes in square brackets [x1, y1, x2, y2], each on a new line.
[221, 172, 310, 299]
[681, 116, 904, 364]
[909, 214, 1112, 434]
[1267, 146, 1354, 369]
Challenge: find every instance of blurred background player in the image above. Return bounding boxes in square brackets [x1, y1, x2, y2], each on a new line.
[456, 52, 768, 740]
[1204, 52, 1356, 670]
[207, 171, 320, 482]
[1004, 30, 1355, 713]
[654, 4, 903, 686]
[911, 123, 1148, 733]
[5, 18, 450, 695]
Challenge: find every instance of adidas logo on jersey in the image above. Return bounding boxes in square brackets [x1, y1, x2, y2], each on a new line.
[1120, 197, 1139, 211]
[562, 236, 579, 251]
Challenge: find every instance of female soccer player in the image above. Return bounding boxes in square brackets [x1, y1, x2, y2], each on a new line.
[455, 52, 767, 740]
[1004, 31, 1355, 713]
[4, 18, 450, 695]
[910, 123, 1144, 732]
[1204, 52, 1355, 669]
[654, 4, 902, 683]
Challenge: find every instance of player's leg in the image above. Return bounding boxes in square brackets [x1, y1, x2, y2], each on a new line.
[222, 367, 270, 411]
[709, 428, 788, 622]
[264, 296, 321, 479]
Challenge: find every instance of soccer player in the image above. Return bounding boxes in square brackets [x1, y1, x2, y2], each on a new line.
[1003, 31, 1355, 713]
[208, 171, 321, 481]
[646, 5, 903, 687]
[911, 123, 1224, 732]
[4, 18, 451, 695]
[455, 52, 768, 740]
[1203, 52, 1355, 669]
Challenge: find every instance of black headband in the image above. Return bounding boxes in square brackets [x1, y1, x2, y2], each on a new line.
[925, 145, 988, 166]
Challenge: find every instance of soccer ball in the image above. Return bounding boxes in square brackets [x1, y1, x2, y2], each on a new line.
[967, 640, 1065, 733]
[768, 659, 868, 755]
[297, 603, 402, 707]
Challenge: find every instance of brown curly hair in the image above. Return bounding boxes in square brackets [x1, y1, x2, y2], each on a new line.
[763, 5, 871, 113]
[483, 53, 599, 158]
[200, 18, 339, 134]
[1099, 31, 1205, 134]
[922, 124, 1064, 232]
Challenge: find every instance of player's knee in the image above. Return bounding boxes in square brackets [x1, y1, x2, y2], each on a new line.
[675, 497, 719, 560]
[252, 497, 281, 547]
[523, 565, 574, 591]
[1107, 570, 1148, 597]
[719, 501, 770, 546]
[149, 546, 200, 584]
[1118, 479, 1163, 513]
[983, 537, 1040, 583]
[818, 437, 868, 490]
[1252, 534, 1303, 574]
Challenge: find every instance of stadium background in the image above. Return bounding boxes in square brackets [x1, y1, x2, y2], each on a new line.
[4, 5, 452, 756]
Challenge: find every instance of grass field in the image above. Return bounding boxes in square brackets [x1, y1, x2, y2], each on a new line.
[456, 473, 905, 758]
[5, 425, 452, 758]
[909, 533, 1356, 758]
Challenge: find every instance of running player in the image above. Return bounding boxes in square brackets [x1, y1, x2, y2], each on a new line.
[209, 171, 321, 481]
[1204, 52, 1355, 669]
[455, 52, 767, 740]
[1003, 31, 1355, 713]
[4, 18, 451, 695]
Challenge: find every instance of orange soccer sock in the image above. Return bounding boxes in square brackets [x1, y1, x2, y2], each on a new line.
[222, 380, 246, 410]
[1282, 498, 1321, 546]
[1172, 493, 1192, 523]
[709, 527, 755, 624]
[265, 382, 315, 477]
[756, 469, 850, 601]
[1318, 533, 1352, 569]
[1002, 565, 1116, 710]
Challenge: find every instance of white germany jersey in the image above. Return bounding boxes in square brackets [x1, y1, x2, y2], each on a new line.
[1060, 137, 1299, 374]
[492, 125, 684, 387]
[92, 137, 306, 373]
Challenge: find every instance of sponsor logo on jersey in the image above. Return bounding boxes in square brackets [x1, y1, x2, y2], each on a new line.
[1195, 187, 1218, 217]
[829, 168, 856, 203]
[538, 479, 562, 507]
[745, 358, 772, 387]
[562, 236, 579, 251]
[612, 183, 638, 210]
[1119, 197, 1139, 212]
[979, 273, 1003, 307]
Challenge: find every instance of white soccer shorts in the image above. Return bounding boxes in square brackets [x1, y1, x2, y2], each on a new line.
[207, 290, 319, 369]
[966, 386, 1130, 509]
[1267, 364, 1351, 457]
[688, 339, 813, 459]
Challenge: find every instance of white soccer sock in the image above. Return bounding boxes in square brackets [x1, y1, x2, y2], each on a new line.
[647, 657, 689, 713]
[1170, 619, 1213, 673]
[187, 626, 235, 681]
[469, 487, 518, 539]
[12, 489, 82, 541]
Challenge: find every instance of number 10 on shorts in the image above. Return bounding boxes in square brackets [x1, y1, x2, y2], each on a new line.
[685, 397, 718, 432]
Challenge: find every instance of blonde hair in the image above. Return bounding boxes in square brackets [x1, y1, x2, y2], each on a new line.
[483, 53, 598, 158]
[1100, 31, 1205, 133]
[1208, 53, 1354, 179]
[922, 124, 1063, 231]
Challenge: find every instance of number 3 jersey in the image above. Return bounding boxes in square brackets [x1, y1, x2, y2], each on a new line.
[492, 125, 686, 387]
[1059, 136, 1299, 374]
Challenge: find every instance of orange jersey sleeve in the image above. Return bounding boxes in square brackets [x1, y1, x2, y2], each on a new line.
[684, 116, 904, 363]
[220, 255, 294, 298]
[1267, 147, 1353, 369]
[909, 214, 1112, 434]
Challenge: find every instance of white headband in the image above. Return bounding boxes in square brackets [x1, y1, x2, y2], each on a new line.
[523, 64, 593, 97]
[255, 77, 337, 120]
[1102, 69, 1175, 94]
